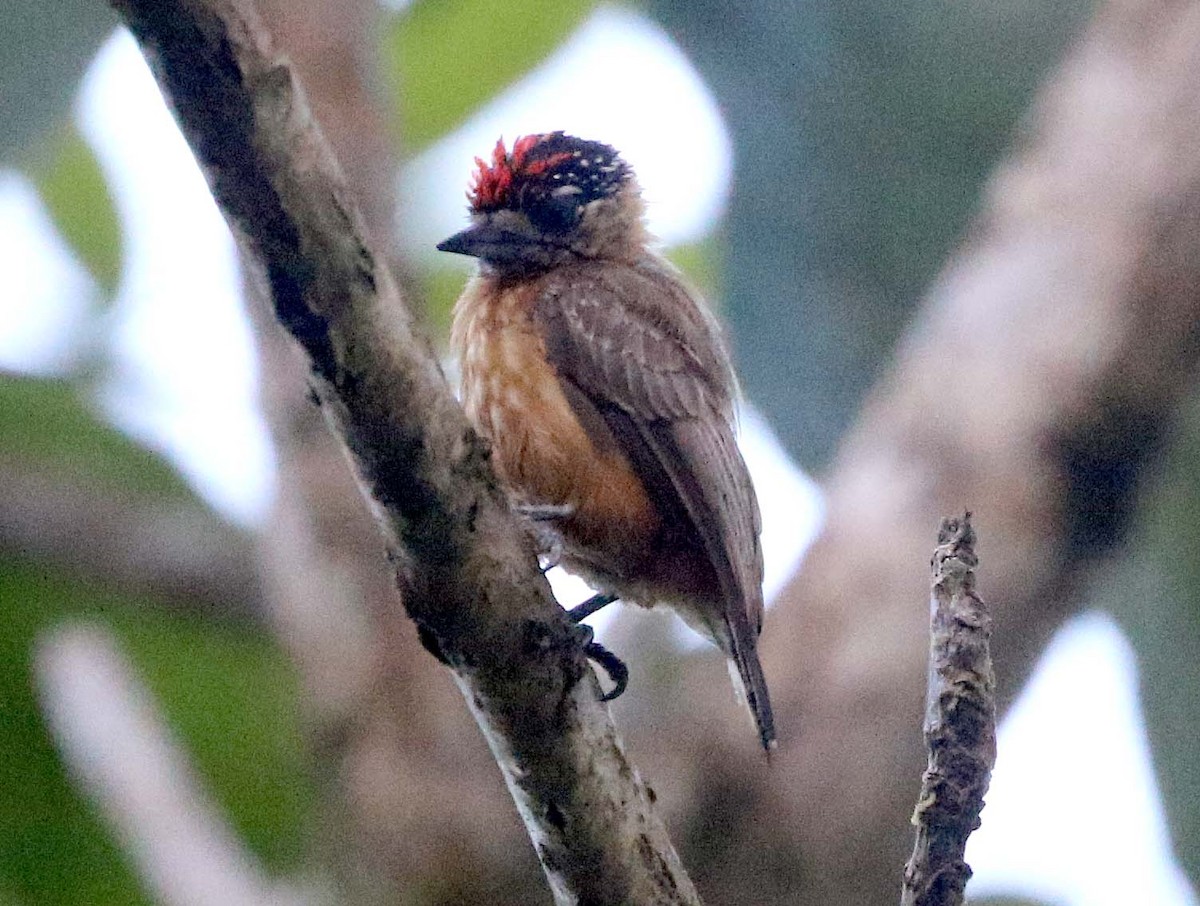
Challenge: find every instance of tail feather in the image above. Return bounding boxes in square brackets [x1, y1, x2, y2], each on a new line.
[724, 615, 776, 754]
[613, 407, 775, 750]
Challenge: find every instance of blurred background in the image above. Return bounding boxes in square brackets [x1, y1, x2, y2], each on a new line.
[4, 0, 1200, 904]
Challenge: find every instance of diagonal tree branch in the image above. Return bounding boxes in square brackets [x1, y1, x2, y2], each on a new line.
[0, 455, 262, 620]
[901, 514, 996, 906]
[242, 3, 536, 898]
[105, 0, 698, 902]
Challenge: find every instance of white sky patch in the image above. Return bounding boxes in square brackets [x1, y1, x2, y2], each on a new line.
[737, 405, 823, 602]
[400, 4, 732, 261]
[968, 612, 1197, 906]
[78, 30, 275, 526]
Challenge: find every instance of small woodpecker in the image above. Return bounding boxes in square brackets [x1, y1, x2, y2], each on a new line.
[438, 132, 776, 752]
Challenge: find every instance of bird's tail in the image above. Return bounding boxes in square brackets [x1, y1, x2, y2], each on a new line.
[724, 615, 776, 754]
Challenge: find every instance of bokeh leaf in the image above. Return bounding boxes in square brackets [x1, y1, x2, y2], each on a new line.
[0, 562, 311, 905]
[0, 575, 146, 906]
[3, 0, 115, 164]
[665, 235, 725, 313]
[34, 125, 124, 298]
[0, 373, 188, 501]
[0, 374, 310, 903]
[115, 604, 313, 871]
[420, 261, 473, 343]
[383, 0, 594, 153]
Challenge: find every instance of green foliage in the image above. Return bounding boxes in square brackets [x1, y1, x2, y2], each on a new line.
[383, 0, 594, 154]
[114, 601, 313, 872]
[0, 373, 189, 501]
[421, 260, 472, 343]
[0, 568, 145, 906]
[0, 336, 301, 898]
[0, 560, 312, 904]
[0, 371, 313, 900]
[35, 125, 124, 298]
[665, 235, 725, 313]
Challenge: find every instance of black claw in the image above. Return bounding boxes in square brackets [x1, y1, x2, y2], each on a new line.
[569, 621, 629, 701]
[586, 640, 629, 702]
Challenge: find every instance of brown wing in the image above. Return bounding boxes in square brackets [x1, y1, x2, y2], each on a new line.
[532, 258, 774, 749]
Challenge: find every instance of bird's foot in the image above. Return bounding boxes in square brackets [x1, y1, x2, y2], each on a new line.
[571, 622, 629, 702]
[515, 504, 572, 573]
[568, 594, 624, 700]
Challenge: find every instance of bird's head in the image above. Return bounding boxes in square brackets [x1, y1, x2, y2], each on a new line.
[437, 132, 648, 273]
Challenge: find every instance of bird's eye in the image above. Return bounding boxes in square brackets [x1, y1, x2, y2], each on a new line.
[528, 191, 582, 234]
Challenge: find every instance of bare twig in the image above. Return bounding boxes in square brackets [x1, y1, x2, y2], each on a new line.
[36, 624, 308, 906]
[105, 0, 698, 902]
[0, 456, 262, 620]
[901, 513, 996, 906]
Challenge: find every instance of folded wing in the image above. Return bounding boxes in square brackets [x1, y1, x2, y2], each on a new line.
[533, 259, 774, 749]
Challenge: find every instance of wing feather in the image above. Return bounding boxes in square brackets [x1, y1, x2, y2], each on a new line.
[533, 258, 774, 749]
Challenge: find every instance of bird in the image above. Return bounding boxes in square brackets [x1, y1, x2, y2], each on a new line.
[438, 132, 775, 752]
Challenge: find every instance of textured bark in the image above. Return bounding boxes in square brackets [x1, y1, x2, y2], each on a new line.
[643, 1, 1200, 903]
[107, 0, 698, 903]
[251, 0, 396, 255]
[244, 1, 530, 900]
[901, 514, 996, 906]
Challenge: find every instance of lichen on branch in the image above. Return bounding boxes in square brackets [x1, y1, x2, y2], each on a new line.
[901, 513, 996, 906]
